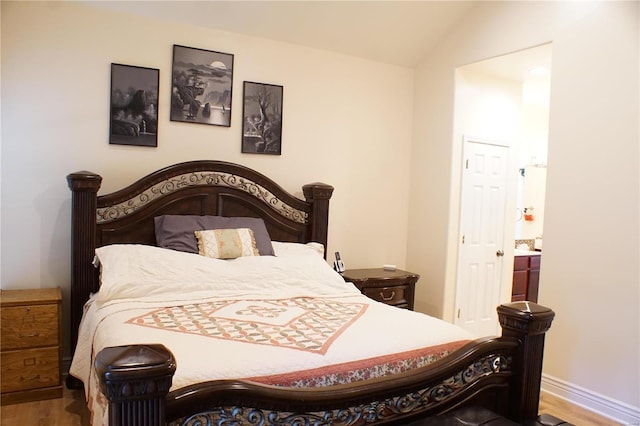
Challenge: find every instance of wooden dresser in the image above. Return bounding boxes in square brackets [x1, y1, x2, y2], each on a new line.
[0, 288, 62, 405]
[341, 268, 418, 310]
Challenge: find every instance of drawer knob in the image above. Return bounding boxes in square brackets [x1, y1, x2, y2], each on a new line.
[19, 332, 40, 338]
[380, 291, 396, 301]
[20, 374, 41, 382]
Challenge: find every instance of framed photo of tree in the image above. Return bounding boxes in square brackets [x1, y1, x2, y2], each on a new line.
[109, 63, 159, 147]
[170, 44, 234, 127]
[241, 81, 283, 155]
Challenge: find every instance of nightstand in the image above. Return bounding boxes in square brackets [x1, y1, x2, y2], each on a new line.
[342, 268, 419, 310]
[1, 288, 62, 405]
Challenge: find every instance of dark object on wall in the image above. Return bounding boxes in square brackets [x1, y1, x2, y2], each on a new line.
[109, 63, 159, 147]
[242, 81, 283, 155]
[170, 45, 234, 127]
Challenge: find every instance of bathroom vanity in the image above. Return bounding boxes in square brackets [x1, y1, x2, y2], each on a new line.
[512, 250, 541, 302]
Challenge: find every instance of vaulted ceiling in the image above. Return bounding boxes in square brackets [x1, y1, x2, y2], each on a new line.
[83, 1, 478, 68]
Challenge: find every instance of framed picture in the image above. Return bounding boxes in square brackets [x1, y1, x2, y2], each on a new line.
[241, 81, 283, 155]
[109, 63, 159, 147]
[170, 44, 234, 127]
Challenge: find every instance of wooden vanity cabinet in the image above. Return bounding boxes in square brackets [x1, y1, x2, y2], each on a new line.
[512, 255, 540, 303]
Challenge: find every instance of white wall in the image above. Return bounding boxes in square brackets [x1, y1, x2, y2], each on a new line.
[0, 1, 414, 356]
[408, 0, 639, 418]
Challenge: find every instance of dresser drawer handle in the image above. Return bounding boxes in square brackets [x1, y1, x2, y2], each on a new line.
[380, 291, 396, 301]
[20, 374, 41, 382]
[19, 332, 40, 338]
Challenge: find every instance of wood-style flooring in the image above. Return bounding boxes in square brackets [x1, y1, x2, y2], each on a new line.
[0, 388, 623, 425]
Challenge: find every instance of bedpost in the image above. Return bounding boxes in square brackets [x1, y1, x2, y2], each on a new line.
[67, 171, 102, 387]
[95, 345, 176, 426]
[302, 182, 334, 257]
[497, 301, 555, 422]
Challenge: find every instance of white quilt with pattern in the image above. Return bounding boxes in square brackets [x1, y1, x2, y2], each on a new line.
[69, 243, 471, 425]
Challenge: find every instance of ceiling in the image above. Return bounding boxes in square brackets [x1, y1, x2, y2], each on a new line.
[85, 1, 551, 82]
[467, 43, 552, 84]
[83, 1, 478, 68]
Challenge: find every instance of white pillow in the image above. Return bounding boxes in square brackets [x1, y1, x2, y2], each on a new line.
[272, 241, 324, 258]
[94, 243, 358, 305]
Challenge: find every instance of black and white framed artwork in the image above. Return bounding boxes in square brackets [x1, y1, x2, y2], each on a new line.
[170, 44, 234, 127]
[109, 63, 159, 147]
[241, 81, 283, 155]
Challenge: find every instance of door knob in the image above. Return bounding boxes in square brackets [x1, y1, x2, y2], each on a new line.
[496, 250, 504, 257]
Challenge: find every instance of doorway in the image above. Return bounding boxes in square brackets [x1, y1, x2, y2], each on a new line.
[454, 137, 510, 337]
[453, 44, 551, 337]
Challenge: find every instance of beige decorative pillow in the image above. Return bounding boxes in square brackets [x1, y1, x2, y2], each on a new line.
[195, 228, 259, 259]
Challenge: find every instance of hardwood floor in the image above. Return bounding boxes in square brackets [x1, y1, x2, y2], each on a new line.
[0, 387, 623, 425]
[539, 391, 623, 426]
[0, 387, 90, 425]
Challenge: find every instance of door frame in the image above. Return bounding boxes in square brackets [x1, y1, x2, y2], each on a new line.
[453, 135, 519, 336]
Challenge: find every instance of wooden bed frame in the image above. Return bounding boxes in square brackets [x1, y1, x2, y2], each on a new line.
[67, 160, 555, 426]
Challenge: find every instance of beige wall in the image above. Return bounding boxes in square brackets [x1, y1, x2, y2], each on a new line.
[408, 0, 639, 414]
[0, 1, 414, 354]
[2, 0, 638, 419]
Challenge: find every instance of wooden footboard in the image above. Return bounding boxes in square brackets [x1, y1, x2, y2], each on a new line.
[95, 302, 554, 426]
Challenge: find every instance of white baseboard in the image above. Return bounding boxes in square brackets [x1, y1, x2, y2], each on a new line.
[542, 374, 640, 425]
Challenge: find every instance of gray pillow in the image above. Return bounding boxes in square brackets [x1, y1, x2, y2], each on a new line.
[154, 215, 275, 256]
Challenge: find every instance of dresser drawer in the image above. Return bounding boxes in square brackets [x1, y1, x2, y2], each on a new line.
[1, 304, 59, 350]
[362, 285, 409, 306]
[1, 347, 60, 393]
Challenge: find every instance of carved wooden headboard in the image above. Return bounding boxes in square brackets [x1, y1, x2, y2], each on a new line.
[67, 160, 333, 354]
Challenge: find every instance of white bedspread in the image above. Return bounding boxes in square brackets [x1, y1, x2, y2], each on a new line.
[70, 243, 472, 425]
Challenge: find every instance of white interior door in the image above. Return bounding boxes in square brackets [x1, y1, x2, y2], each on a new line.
[455, 137, 510, 337]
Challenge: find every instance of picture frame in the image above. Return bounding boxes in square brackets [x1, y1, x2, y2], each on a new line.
[170, 44, 234, 127]
[109, 63, 159, 147]
[241, 81, 283, 155]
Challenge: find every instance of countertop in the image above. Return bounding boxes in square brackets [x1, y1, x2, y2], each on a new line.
[514, 249, 542, 256]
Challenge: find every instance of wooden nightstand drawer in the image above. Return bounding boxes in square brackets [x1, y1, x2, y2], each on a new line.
[362, 285, 409, 306]
[1, 304, 59, 350]
[1, 347, 60, 393]
[342, 268, 419, 310]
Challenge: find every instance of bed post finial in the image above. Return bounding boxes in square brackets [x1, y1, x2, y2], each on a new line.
[302, 182, 334, 257]
[95, 344, 176, 426]
[67, 171, 102, 371]
[497, 301, 555, 422]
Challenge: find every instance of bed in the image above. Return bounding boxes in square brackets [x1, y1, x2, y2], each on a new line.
[66, 160, 555, 426]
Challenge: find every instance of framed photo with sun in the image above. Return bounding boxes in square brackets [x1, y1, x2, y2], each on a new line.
[170, 44, 234, 127]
